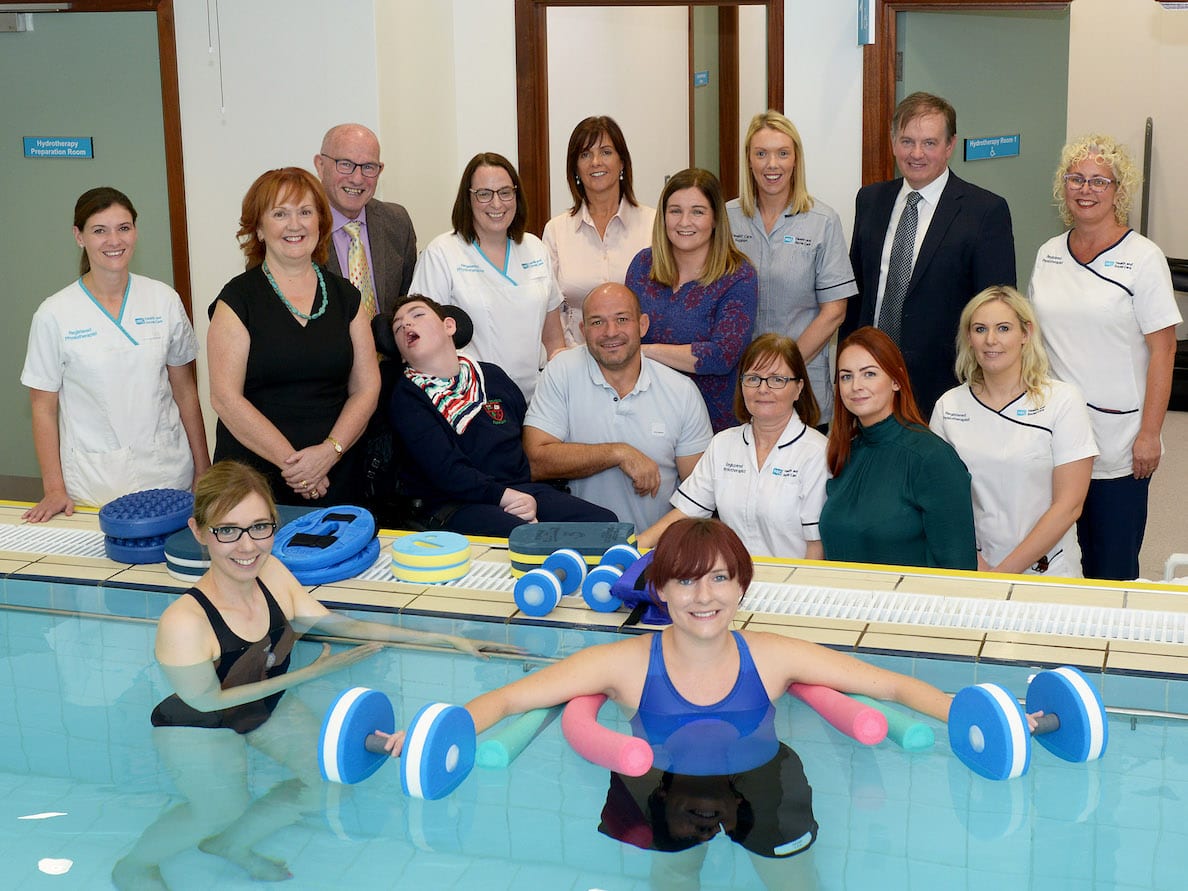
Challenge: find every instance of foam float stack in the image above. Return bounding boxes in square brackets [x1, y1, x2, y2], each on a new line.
[272, 506, 381, 585]
[507, 522, 636, 576]
[390, 531, 472, 584]
[100, 488, 194, 564]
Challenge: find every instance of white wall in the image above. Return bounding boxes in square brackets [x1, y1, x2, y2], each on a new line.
[1068, 0, 1188, 258]
[173, 0, 380, 444]
[546, 6, 690, 217]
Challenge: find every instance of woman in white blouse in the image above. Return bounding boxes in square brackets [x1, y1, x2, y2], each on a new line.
[542, 116, 655, 346]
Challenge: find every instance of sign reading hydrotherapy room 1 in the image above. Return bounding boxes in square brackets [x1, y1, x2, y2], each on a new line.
[964, 134, 1020, 162]
[23, 137, 94, 159]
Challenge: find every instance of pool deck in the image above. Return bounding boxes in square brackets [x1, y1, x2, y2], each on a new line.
[2, 501, 1186, 686]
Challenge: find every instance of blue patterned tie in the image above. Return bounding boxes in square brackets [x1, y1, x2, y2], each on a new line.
[878, 191, 922, 346]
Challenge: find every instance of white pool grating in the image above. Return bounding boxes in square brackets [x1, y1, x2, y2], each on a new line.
[357, 557, 518, 593]
[743, 581, 1188, 645]
[2, 523, 1185, 644]
[0, 525, 107, 559]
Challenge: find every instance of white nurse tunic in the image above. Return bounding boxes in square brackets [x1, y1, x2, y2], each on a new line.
[410, 231, 563, 402]
[931, 380, 1097, 576]
[1029, 231, 1181, 479]
[671, 415, 829, 559]
[21, 275, 198, 507]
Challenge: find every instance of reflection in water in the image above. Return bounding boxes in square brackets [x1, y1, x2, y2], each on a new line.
[111, 695, 322, 890]
[600, 744, 820, 890]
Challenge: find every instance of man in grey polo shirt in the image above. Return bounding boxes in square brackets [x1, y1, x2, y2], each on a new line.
[523, 282, 713, 532]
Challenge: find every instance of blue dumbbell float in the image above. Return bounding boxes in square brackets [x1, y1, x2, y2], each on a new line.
[513, 547, 587, 616]
[581, 543, 643, 612]
[948, 665, 1107, 781]
[319, 686, 475, 799]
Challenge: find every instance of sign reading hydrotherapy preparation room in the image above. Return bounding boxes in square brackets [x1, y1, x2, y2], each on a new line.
[23, 137, 94, 159]
[964, 134, 1019, 162]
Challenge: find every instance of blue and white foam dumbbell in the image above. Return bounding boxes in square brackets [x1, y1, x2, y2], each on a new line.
[948, 665, 1107, 781]
[513, 547, 586, 616]
[319, 686, 476, 799]
[581, 543, 643, 612]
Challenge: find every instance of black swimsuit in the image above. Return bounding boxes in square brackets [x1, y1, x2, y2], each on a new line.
[151, 579, 296, 734]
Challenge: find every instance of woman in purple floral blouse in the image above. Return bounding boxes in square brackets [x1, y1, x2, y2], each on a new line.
[626, 168, 757, 432]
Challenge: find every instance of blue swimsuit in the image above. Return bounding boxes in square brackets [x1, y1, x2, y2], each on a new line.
[631, 630, 779, 775]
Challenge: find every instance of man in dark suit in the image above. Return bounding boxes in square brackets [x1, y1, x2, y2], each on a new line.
[845, 92, 1015, 416]
[314, 123, 417, 316]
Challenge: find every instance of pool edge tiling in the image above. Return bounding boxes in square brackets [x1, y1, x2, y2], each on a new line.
[0, 505, 1186, 694]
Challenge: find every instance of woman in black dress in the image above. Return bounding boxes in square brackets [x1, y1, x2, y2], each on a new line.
[207, 167, 380, 505]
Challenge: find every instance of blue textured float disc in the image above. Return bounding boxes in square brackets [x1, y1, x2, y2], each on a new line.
[400, 702, 476, 800]
[99, 488, 194, 539]
[949, 683, 1030, 781]
[104, 533, 170, 565]
[319, 687, 394, 784]
[1027, 666, 1108, 764]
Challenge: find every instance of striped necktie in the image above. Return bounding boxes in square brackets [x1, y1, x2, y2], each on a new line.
[342, 220, 377, 318]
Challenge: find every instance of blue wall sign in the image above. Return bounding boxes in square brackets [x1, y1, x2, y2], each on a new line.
[693, 70, 709, 88]
[858, 0, 875, 45]
[964, 134, 1020, 162]
[23, 137, 94, 159]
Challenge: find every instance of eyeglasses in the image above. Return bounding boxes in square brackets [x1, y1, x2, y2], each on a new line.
[741, 373, 799, 390]
[469, 186, 517, 204]
[1062, 173, 1115, 193]
[209, 522, 277, 543]
[320, 154, 383, 178]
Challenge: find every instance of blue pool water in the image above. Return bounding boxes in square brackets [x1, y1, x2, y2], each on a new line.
[1, 599, 1186, 890]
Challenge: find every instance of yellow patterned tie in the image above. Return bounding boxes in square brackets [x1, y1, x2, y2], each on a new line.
[342, 220, 378, 318]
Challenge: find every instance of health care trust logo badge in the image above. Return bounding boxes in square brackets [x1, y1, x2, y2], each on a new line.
[483, 399, 506, 423]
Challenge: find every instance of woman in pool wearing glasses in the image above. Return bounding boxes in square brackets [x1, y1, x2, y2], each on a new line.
[113, 461, 514, 888]
[637, 333, 829, 559]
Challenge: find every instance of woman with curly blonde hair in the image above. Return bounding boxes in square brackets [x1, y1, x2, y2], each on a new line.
[1028, 135, 1181, 579]
[931, 286, 1097, 576]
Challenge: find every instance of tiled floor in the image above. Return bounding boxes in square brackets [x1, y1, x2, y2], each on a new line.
[1, 501, 1185, 683]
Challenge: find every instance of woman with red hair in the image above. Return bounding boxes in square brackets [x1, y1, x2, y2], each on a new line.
[818, 327, 976, 569]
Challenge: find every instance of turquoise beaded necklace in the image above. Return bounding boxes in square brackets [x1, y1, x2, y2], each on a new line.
[262, 260, 328, 321]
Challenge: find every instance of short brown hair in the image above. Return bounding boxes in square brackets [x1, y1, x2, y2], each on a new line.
[648, 518, 754, 596]
[892, 92, 957, 141]
[564, 116, 639, 215]
[193, 461, 278, 529]
[236, 167, 332, 269]
[451, 152, 527, 244]
[732, 333, 820, 427]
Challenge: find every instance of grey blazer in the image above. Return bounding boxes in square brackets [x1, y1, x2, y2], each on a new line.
[325, 198, 417, 316]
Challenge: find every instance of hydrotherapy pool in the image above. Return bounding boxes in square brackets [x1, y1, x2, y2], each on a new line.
[2, 596, 1186, 891]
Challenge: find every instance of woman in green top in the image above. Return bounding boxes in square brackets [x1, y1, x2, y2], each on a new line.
[818, 326, 976, 570]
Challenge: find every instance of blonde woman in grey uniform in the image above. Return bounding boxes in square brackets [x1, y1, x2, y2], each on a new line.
[727, 111, 857, 426]
[930, 286, 1097, 576]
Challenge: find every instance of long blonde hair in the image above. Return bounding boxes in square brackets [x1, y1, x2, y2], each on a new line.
[954, 286, 1051, 402]
[737, 110, 813, 219]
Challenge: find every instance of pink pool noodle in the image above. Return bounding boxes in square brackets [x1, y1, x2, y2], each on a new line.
[789, 683, 889, 745]
[561, 694, 654, 776]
